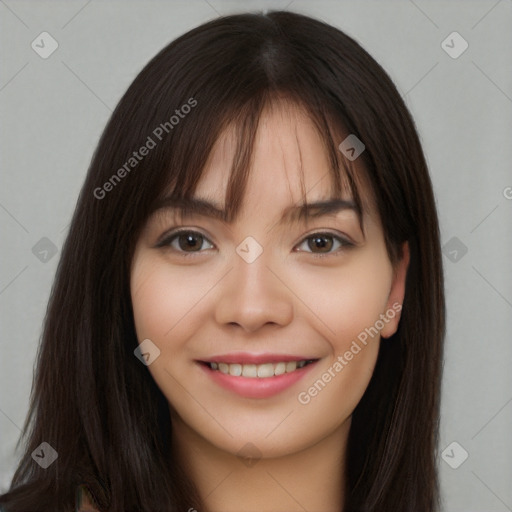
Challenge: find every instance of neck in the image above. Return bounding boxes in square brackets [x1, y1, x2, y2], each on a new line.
[170, 415, 350, 512]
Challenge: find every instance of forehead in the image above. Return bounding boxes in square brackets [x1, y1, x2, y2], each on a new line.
[191, 100, 376, 224]
[196, 101, 348, 205]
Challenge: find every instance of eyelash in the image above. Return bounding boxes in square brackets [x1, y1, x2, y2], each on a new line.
[155, 228, 354, 259]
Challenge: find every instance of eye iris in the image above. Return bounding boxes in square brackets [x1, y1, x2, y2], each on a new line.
[308, 235, 333, 253]
[178, 233, 203, 251]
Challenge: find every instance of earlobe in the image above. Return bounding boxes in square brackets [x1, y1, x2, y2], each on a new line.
[380, 241, 410, 339]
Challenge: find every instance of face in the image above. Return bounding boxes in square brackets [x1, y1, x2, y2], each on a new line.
[130, 101, 409, 460]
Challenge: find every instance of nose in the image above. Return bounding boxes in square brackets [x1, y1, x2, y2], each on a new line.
[214, 250, 294, 333]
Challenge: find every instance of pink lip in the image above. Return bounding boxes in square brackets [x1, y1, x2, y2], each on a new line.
[197, 359, 319, 399]
[200, 352, 315, 365]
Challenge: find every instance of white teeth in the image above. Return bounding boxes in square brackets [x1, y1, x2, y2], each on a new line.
[285, 361, 297, 372]
[209, 360, 313, 378]
[257, 363, 274, 378]
[242, 364, 257, 378]
[274, 362, 286, 375]
[229, 363, 242, 376]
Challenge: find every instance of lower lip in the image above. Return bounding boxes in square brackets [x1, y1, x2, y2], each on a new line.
[198, 361, 318, 399]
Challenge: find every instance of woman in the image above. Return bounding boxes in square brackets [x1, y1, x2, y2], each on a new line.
[0, 10, 445, 512]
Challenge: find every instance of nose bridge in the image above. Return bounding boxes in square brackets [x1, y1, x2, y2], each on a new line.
[214, 241, 294, 332]
[234, 245, 274, 298]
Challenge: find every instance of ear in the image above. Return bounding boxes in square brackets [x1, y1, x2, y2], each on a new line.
[380, 241, 410, 339]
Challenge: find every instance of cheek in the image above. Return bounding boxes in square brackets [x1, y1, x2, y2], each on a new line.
[131, 269, 175, 343]
[130, 258, 215, 404]
[131, 258, 214, 343]
[290, 251, 392, 418]
[291, 250, 393, 351]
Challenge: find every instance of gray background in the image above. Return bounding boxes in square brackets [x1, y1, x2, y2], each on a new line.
[1, 0, 511, 510]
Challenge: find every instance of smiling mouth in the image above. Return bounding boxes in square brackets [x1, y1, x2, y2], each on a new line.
[200, 359, 318, 378]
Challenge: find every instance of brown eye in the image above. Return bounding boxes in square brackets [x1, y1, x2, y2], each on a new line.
[295, 232, 353, 258]
[177, 232, 204, 251]
[307, 234, 334, 253]
[157, 230, 214, 254]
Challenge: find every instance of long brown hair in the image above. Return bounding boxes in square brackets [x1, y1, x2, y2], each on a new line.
[0, 10, 445, 511]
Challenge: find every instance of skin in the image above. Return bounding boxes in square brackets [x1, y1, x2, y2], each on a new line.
[130, 101, 409, 512]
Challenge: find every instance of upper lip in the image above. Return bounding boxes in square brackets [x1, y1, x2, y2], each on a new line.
[198, 352, 319, 365]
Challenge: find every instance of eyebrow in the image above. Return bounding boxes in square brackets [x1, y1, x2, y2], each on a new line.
[152, 196, 361, 225]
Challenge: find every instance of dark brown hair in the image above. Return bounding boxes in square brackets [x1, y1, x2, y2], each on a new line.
[0, 10, 445, 512]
